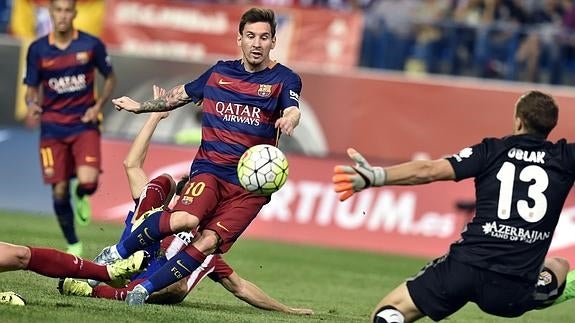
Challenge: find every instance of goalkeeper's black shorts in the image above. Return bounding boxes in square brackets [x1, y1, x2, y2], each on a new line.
[406, 255, 563, 321]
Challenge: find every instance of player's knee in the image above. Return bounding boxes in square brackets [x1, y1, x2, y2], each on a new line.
[372, 305, 405, 323]
[546, 257, 570, 274]
[171, 211, 199, 232]
[52, 183, 69, 200]
[204, 230, 221, 246]
[556, 257, 570, 271]
[154, 174, 176, 188]
[153, 174, 176, 204]
[13, 245, 31, 269]
[194, 230, 220, 254]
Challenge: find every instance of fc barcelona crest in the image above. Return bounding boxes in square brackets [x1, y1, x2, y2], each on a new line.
[76, 51, 89, 64]
[257, 84, 272, 97]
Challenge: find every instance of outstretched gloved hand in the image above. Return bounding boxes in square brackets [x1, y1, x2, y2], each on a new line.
[332, 148, 387, 201]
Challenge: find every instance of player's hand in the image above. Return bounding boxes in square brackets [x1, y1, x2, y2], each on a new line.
[275, 116, 295, 136]
[25, 102, 42, 128]
[332, 148, 387, 201]
[153, 84, 166, 99]
[275, 108, 299, 136]
[288, 308, 314, 315]
[151, 85, 169, 119]
[112, 96, 142, 113]
[81, 104, 101, 123]
[26, 102, 42, 119]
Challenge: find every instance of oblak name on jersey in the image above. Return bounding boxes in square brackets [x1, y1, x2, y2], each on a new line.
[507, 148, 545, 164]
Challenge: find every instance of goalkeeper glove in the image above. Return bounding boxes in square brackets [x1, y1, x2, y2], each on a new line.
[332, 148, 386, 201]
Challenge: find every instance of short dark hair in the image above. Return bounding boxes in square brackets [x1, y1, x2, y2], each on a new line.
[176, 175, 190, 196]
[50, 0, 77, 6]
[515, 90, 558, 138]
[239, 8, 277, 38]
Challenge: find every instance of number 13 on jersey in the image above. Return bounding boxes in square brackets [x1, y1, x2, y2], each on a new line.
[496, 161, 549, 223]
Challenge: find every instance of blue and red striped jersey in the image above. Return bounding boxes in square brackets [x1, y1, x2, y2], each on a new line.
[184, 59, 302, 185]
[24, 30, 113, 139]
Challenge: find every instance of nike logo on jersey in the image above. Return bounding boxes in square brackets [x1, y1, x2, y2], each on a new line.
[218, 79, 232, 85]
[85, 156, 98, 162]
[216, 221, 230, 232]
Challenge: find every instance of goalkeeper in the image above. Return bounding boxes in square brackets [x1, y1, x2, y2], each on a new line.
[333, 90, 575, 323]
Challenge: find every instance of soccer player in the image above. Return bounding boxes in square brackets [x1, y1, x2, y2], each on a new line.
[0, 241, 147, 305]
[100, 7, 301, 306]
[332, 90, 575, 322]
[23, 0, 116, 256]
[59, 86, 312, 315]
[61, 251, 313, 314]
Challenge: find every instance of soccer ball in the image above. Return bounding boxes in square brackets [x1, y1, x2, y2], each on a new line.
[0, 291, 26, 306]
[237, 144, 289, 195]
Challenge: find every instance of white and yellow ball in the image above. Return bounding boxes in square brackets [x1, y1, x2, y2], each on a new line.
[237, 144, 289, 195]
[0, 291, 26, 306]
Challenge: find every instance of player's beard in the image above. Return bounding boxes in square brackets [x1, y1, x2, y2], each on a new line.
[54, 20, 73, 34]
[243, 51, 269, 72]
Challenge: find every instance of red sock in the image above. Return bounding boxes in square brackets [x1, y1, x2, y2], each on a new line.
[93, 279, 143, 300]
[27, 247, 111, 281]
[135, 175, 174, 220]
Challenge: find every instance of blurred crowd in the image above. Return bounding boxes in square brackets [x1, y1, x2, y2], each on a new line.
[2, 0, 575, 85]
[361, 0, 575, 85]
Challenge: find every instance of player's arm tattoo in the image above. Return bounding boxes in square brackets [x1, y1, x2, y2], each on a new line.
[140, 85, 192, 112]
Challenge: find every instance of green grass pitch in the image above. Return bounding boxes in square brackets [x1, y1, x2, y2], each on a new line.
[0, 211, 572, 322]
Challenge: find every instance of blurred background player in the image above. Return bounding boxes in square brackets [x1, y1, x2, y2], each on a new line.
[103, 7, 302, 306]
[333, 90, 575, 322]
[23, 0, 116, 256]
[60, 85, 312, 315]
[0, 241, 147, 305]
